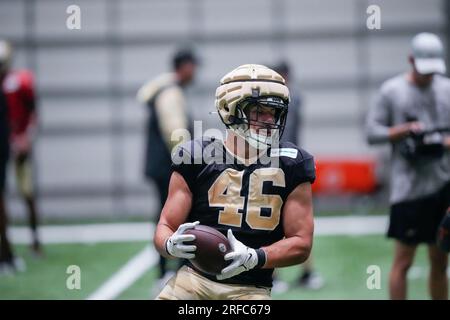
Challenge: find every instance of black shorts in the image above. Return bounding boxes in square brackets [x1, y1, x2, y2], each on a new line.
[388, 182, 450, 245]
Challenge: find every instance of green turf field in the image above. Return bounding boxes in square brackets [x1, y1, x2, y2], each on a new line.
[119, 235, 430, 300]
[0, 242, 148, 299]
[1, 234, 432, 300]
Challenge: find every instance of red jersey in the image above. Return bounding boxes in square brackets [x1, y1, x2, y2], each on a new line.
[2, 70, 36, 137]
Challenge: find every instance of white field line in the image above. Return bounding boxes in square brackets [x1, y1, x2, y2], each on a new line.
[86, 245, 159, 300]
[9, 222, 154, 244]
[9, 216, 388, 244]
[314, 215, 388, 236]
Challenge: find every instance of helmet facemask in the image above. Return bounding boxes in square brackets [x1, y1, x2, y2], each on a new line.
[227, 95, 288, 149]
[215, 64, 290, 150]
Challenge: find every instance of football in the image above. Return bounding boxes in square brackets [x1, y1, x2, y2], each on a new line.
[185, 225, 232, 276]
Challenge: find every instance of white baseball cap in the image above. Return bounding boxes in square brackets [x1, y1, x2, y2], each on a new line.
[411, 32, 446, 75]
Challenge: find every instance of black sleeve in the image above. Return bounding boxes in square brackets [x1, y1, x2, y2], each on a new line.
[170, 140, 204, 192]
[284, 149, 316, 194]
[290, 156, 315, 186]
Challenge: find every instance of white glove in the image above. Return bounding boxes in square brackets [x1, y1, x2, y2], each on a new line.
[165, 221, 200, 259]
[216, 229, 265, 280]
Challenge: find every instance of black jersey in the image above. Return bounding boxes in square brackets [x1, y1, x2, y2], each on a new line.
[171, 137, 315, 288]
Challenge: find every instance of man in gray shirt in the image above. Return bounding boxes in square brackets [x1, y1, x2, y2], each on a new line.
[366, 32, 450, 300]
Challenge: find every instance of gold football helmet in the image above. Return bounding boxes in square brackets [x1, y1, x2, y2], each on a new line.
[215, 64, 290, 149]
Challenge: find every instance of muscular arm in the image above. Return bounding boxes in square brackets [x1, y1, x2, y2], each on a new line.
[153, 171, 193, 259]
[261, 182, 313, 269]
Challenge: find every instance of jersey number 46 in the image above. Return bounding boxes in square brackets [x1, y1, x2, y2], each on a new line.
[208, 168, 285, 231]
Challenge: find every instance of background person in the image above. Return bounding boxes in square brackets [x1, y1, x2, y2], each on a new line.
[0, 40, 41, 257]
[137, 48, 198, 287]
[366, 32, 450, 300]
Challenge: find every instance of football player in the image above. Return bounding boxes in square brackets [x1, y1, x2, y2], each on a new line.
[154, 64, 315, 299]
